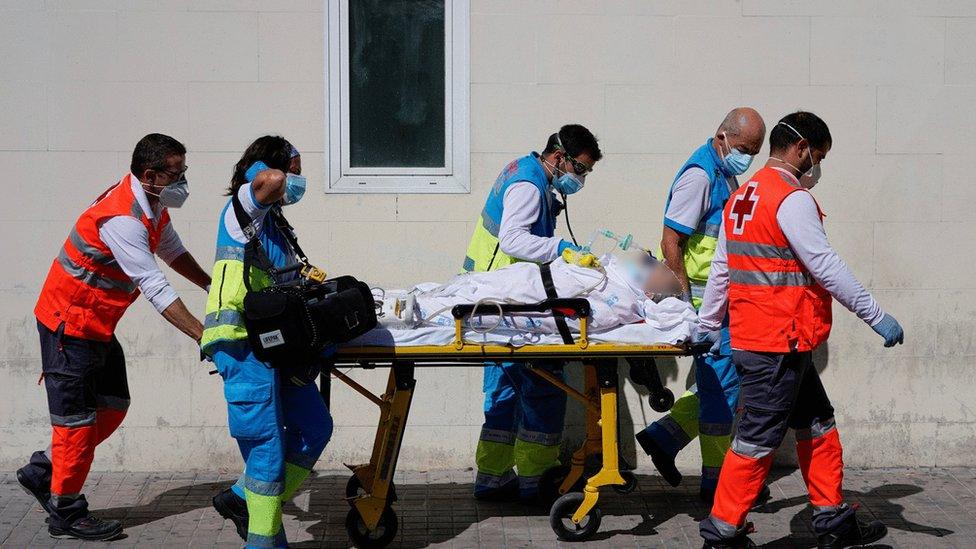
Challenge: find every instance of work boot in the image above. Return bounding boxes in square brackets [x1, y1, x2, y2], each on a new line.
[635, 429, 682, 487]
[815, 506, 887, 548]
[700, 484, 771, 508]
[16, 451, 54, 515]
[48, 495, 122, 541]
[212, 488, 249, 541]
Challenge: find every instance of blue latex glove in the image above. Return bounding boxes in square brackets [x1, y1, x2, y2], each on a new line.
[694, 329, 722, 356]
[871, 313, 904, 347]
[558, 240, 580, 255]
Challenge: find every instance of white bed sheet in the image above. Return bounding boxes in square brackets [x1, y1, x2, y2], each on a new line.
[346, 293, 697, 348]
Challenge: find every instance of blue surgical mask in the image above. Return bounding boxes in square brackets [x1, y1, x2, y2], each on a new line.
[553, 172, 585, 195]
[721, 132, 753, 175]
[282, 173, 306, 205]
[545, 156, 586, 195]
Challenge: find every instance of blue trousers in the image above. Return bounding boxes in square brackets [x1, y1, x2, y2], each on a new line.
[639, 325, 739, 491]
[214, 345, 332, 549]
[475, 362, 567, 499]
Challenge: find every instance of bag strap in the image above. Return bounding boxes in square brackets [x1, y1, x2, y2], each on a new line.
[231, 188, 281, 293]
[539, 262, 574, 345]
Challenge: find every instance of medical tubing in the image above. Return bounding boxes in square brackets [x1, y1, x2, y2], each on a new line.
[561, 192, 580, 246]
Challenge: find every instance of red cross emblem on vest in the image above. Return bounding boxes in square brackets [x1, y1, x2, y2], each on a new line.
[729, 182, 759, 235]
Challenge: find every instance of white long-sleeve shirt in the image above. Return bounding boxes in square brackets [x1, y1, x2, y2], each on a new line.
[97, 174, 187, 313]
[497, 181, 562, 263]
[698, 167, 884, 334]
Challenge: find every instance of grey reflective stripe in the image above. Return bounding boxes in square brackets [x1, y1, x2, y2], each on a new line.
[479, 427, 515, 445]
[729, 268, 814, 287]
[475, 470, 516, 489]
[57, 248, 137, 293]
[690, 283, 706, 299]
[795, 417, 837, 441]
[243, 475, 283, 496]
[215, 246, 244, 261]
[731, 437, 775, 458]
[130, 198, 144, 220]
[700, 422, 732, 436]
[516, 428, 560, 447]
[51, 411, 96, 427]
[480, 209, 501, 237]
[204, 310, 245, 330]
[727, 240, 796, 260]
[67, 228, 118, 268]
[694, 221, 721, 238]
[95, 395, 130, 411]
[462, 256, 475, 272]
[518, 475, 540, 490]
[706, 514, 742, 538]
[50, 493, 81, 505]
[812, 503, 848, 516]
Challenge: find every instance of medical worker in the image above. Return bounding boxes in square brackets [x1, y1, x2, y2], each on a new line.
[698, 112, 902, 548]
[17, 134, 211, 541]
[635, 108, 766, 504]
[202, 136, 333, 548]
[463, 124, 602, 502]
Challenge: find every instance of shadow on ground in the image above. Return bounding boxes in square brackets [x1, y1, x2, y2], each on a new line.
[89, 468, 954, 548]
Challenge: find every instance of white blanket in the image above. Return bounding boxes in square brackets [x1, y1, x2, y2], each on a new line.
[347, 254, 697, 347]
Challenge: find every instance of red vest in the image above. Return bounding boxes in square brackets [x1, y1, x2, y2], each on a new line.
[724, 166, 832, 353]
[35, 175, 170, 341]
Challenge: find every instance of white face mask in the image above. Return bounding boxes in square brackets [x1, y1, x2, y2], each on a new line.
[144, 179, 190, 208]
[775, 121, 823, 189]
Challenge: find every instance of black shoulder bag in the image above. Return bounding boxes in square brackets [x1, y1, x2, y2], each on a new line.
[231, 191, 377, 367]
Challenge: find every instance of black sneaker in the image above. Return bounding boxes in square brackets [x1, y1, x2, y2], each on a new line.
[212, 488, 249, 541]
[817, 515, 887, 548]
[16, 451, 54, 515]
[635, 429, 682, 487]
[49, 515, 123, 541]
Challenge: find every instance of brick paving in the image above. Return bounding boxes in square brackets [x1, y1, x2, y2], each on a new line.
[1, 468, 973, 548]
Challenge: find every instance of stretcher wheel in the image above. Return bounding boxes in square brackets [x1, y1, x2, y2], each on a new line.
[649, 387, 675, 413]
[628, 359, 653, 386]
[549, 492, 601, 542]
[346, 475, 397, 503]
[612, 471, 638, 494]
[538, 465, 582, 506]
[345, 505, 398, 548]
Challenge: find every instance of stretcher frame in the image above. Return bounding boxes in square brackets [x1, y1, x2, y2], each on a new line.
[323, 298, 701, 546]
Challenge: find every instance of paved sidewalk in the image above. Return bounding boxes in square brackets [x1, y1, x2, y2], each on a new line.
[1, 468, 972, 548]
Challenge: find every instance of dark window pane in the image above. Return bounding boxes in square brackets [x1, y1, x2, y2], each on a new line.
[348, 0, 446, 168]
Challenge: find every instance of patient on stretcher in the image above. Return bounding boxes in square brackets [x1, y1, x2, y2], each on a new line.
[351, 252, 697, 347]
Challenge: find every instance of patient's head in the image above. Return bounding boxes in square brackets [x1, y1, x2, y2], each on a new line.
[617, 251, 682, 302]
[642, 259, 683, 302]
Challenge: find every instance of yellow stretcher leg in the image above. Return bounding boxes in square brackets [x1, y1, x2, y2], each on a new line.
[337, 363, 415, 531]
[571, 362, 625, 524]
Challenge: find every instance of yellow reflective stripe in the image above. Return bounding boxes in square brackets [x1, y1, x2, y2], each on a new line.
[512, 438, 560, 477]
[243, 488, 283, 538]
[475, 439, 515, 476]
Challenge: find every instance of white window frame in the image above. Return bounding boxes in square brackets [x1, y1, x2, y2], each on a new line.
[325, 0, 470, 194]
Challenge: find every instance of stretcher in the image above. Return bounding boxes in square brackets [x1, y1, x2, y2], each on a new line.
[322, 297, 703, 547]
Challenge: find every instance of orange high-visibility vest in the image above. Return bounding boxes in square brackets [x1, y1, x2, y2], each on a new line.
[34, 175, 170, 341]
[724, 166, 832, 353]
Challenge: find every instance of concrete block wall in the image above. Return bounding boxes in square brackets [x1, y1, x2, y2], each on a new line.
[1, 0, 973, 472]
